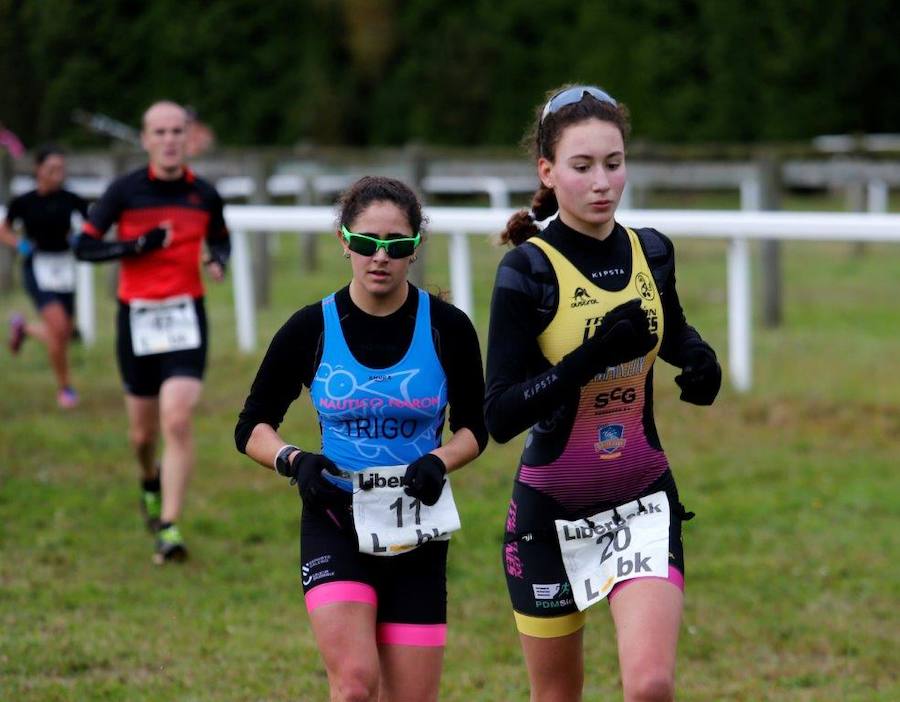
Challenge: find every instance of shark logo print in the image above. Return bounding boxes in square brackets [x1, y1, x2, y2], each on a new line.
[570, 287, 598, 308]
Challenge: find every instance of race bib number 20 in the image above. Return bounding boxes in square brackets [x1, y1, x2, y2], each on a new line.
[353, 465, 461, 557]
[555, 491, 670, 611]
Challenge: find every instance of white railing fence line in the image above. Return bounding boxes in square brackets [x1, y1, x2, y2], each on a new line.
[4, 205, 899, 392]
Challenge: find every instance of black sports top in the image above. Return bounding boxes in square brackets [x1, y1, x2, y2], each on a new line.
[4, 189, 88, 252]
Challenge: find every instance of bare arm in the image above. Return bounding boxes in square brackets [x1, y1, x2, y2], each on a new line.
[431, 427, 480, 474]
[0, 220, 20, 249]
[243, 422, 301, 472]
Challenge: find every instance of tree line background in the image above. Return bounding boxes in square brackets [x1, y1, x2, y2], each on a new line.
[2, 0, 899, 150]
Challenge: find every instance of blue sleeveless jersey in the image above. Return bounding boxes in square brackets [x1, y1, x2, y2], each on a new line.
[310, 288, 448, 491]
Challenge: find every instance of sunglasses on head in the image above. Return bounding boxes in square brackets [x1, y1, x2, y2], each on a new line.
[540, 85, 618, 123]
[341, 225, 421, 259]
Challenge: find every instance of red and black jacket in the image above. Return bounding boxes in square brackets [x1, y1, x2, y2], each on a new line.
[78, 165, 229, 301]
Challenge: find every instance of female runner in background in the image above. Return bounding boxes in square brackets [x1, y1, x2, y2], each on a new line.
[1, 145, 88, 408]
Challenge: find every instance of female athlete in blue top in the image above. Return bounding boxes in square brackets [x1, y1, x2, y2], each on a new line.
[236, 176, 487, 702]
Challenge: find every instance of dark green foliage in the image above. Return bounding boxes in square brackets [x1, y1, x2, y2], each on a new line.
[1, 0, 899, 147]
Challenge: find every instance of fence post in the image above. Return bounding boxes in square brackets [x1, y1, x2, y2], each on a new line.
[231, 229, 256, 352]
[867, 179, 889, 213]
[249, 155, 272, 308]
[846, 179, 869, 256]
[727, 237, 752, 392]
[448, 230, 474, 322]
[756, 156, 782, 327]
[296, 175, 319, 272]
[75, 263, 96, 345]
[484, 177, 510, 209]
[407, 143, 427, 288]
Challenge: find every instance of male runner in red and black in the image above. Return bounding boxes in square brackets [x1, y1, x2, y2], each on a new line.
[74, 101, 230, 564]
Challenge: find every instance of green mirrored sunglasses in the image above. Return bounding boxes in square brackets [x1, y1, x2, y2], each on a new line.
[341, 225, 421, 259]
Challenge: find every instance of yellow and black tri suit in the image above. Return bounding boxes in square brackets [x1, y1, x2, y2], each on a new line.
[485, 217, 713, 637]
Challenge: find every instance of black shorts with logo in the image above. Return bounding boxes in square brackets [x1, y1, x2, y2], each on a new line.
[300, 496, 449, 626]
[503, 469, 691, 620]
[115, 297, 208, 397]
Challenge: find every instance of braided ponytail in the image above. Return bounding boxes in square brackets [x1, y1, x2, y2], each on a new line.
[498, 184, 559, 246]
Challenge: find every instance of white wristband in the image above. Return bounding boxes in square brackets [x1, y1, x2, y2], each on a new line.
[274, 444, 300, 477]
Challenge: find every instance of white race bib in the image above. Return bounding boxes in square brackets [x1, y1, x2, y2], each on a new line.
[129, 295, 201, 357]
[33, 251, 76, 293]
[556, 491, 670, 611]
[353, 465, 461, 557]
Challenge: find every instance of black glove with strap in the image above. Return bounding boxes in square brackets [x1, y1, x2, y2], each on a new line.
[403, 453, 447, 506]
[559, 298, 658, 386]
[275, 445, 345, 508]
[674, 345, 721, 405]
[135, 226, 168, 254]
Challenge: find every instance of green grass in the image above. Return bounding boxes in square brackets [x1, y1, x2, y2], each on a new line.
[1, 231, 898, 701]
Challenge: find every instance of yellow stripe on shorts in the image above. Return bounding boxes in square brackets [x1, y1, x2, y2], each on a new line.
[514, 609, 586, 638]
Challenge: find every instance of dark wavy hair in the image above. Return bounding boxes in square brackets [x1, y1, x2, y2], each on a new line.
[336, 175, 427, 235]
[35, 144, 65, 167]
[499, 84, 631, 246]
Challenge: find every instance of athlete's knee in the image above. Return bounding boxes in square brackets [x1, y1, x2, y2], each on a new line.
[47, 324, 70, 350]
[622, 667, 675, 702]
[330, 665, 378, 702]
[129, 425, 157, 451]
[161, 410, 193, 442]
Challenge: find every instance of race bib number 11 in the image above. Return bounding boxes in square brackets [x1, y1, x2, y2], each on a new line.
[353, 465, 461, 557]
[555, 491, 670, 611]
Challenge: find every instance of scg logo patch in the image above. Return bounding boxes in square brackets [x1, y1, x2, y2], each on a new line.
[594, 386, 637, 410]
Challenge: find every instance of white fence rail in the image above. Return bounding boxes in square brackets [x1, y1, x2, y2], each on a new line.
[4, 205, 899, 392]
[220, 207, 900, 393]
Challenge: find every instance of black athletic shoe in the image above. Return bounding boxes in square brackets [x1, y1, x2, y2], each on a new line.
[153, 524, 188, 565]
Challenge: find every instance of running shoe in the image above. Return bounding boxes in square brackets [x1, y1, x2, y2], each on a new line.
[141, 488, 162, 532]
[57, 386, 79, 409]
[8, 313, 26, 354]
[154, 524, 188, 565]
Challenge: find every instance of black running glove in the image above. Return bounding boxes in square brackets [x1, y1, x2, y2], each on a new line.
[674, 345, 722, 405]
[403, 454, 447, 506]
[559, 298, 658, 386]
[277, 448, 345, 508]
[135, 226, 168, 254]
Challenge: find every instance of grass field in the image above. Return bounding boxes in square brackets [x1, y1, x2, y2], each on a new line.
[1, 223, 898, 700]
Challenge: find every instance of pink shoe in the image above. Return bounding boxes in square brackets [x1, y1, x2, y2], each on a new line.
[8, 313, 26, 354]
[57, 387, 79, 409]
